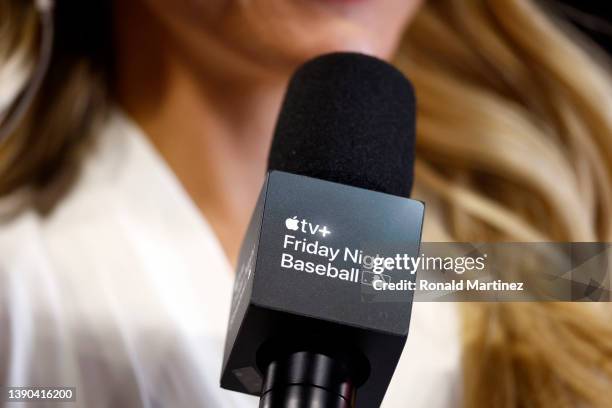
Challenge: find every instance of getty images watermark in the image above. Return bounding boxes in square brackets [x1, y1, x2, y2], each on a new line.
[356, 250, 530, 295]
[365, 252, 505, 292]
[358, 243, 611, 302]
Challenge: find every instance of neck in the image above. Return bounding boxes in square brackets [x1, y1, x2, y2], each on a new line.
[114, 3, 288, 264]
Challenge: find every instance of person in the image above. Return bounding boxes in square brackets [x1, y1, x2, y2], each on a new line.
[1, 0, 611, 407]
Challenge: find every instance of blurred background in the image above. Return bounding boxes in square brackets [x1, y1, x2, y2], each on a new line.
[1, 1, 611, 407]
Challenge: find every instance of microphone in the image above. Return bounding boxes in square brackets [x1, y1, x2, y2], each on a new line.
[221, 53, 424, 408]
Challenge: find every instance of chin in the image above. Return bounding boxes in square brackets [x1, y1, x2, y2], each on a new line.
[245, 0, 416, 63]
[140, 0, 417, 76]
[236, 21, 402, 73]
[289, 27, 395, 61]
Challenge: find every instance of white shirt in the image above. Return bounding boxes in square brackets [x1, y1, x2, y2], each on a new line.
[0, 110, 460, 407]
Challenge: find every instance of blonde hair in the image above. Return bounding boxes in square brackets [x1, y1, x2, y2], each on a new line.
[1, 0, 612, 406]
[397, 0, 612, 406]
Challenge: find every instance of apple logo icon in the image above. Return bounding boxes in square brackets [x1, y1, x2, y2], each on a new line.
[285, 216, 300, 231]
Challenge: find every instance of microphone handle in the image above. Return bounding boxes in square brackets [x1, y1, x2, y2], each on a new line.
[259, 351, 355, 408]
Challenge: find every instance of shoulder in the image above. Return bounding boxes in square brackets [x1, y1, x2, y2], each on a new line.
[0, 110, 141, 290]
[0, 107, 227, 311]
[0, 110, 161, 394]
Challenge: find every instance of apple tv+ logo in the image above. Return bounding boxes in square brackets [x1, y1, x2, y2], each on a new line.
[285, 216, 331, 237]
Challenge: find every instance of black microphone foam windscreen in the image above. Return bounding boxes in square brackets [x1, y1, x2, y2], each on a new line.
[268, 52, 416, 198]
